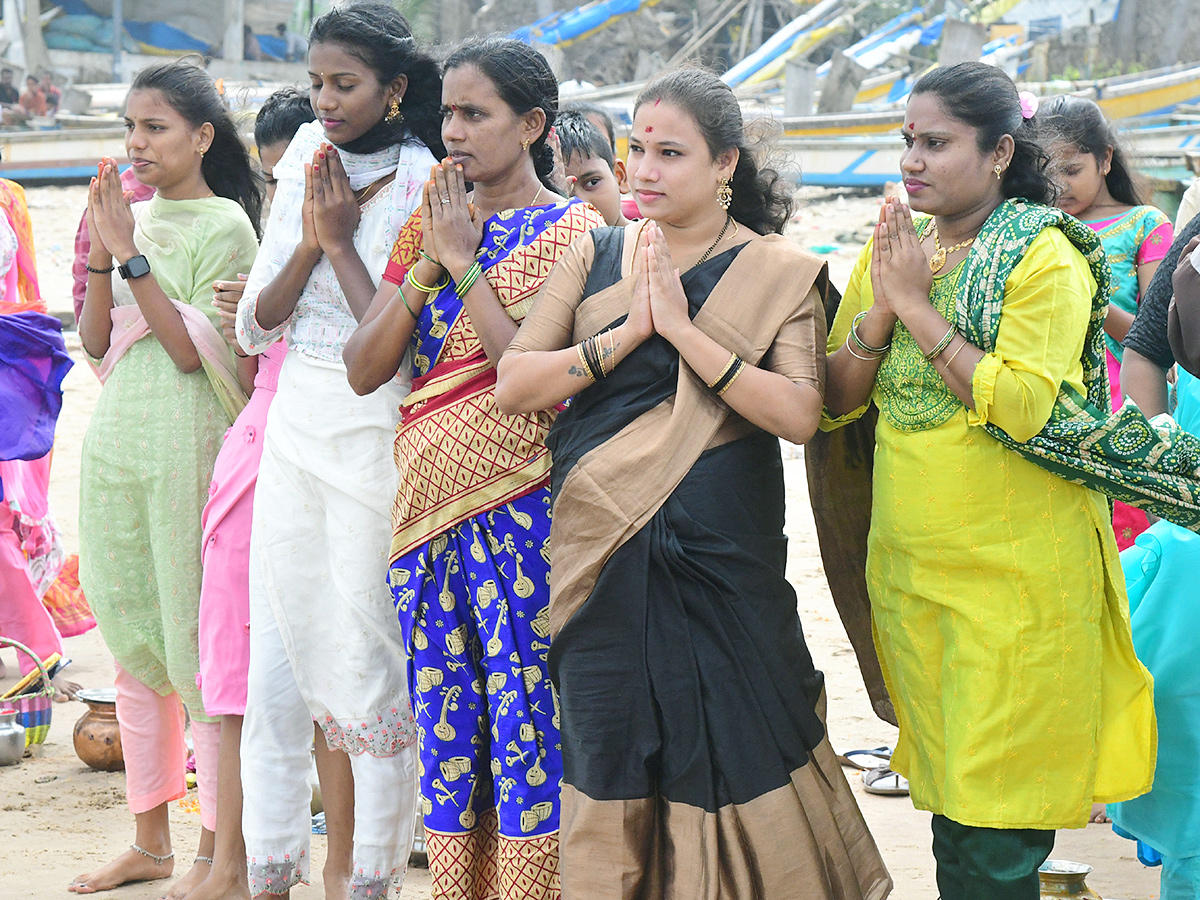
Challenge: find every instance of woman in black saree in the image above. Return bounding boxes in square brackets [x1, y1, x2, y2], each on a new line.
[495, 68, 890, 900]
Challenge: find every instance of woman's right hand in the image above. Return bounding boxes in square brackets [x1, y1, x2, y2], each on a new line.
[212, 274, 248, 349]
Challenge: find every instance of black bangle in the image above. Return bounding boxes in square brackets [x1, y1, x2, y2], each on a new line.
[582, 335, 606, 381]
[86, 263, 114, 274]
[710, 355, 746, 395]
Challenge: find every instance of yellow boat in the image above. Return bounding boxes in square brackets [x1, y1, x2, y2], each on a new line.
[780, 62, 1200, 139]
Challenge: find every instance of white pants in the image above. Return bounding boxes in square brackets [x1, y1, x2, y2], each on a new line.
[241, 587, 418, 897]
[241, 354, 418, 898]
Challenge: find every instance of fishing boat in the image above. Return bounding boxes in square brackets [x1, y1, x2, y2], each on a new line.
[780, 115, 1200, 188]
[778, 62, 1200, 140]
[0, 125, 126, 182]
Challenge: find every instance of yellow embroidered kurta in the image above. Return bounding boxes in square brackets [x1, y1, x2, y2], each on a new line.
[824, 228, 1156, 829]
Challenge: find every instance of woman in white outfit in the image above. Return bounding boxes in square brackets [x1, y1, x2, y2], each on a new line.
[234, 4, 443, 897]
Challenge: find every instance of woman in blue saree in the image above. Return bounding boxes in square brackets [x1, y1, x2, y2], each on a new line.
[343, 37, 603, 900]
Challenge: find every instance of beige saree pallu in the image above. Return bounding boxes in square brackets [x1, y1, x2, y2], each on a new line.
[508, 224, 891, 900]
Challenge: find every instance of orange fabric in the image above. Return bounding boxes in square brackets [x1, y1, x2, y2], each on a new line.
[0, 179, 43, 314]
[41, 555, 96, 638]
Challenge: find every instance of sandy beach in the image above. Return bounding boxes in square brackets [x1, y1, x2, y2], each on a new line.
[0, 183, 1161, 899]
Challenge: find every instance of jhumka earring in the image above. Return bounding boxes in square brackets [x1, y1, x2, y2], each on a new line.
[386, 97, 402, 123]
[716, 176, 732, 210]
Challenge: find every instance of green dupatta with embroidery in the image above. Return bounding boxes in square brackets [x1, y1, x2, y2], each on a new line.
[956, 198, 1200, 530]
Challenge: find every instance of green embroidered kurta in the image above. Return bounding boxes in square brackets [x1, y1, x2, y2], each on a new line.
[824, 225, 1156, 829]
[80, 195, 258, 720]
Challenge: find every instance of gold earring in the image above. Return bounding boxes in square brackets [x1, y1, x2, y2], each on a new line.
[199, 146, 207, 156]
[386, 98, 402, 123]
[994, 163, 1003, 181]
[521, 138, 530, 152]
[716, 177, 732, 211]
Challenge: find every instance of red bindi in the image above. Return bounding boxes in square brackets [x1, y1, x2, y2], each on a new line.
[906, 122, 914, 129]
[645, 126, 653, 132]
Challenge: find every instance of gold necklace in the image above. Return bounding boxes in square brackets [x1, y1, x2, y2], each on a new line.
[925, 221, 976, 274]
[696, 215, 734, 267]
[353, 174, 393, 206]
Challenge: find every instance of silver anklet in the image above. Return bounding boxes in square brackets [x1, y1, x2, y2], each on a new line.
[131, 844, 174, 865]
[195, 856, 214, 865]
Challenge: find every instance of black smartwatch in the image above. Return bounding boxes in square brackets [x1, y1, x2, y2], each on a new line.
[118, 254, 151, 280]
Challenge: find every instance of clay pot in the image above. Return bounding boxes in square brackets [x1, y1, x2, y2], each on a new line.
[73, 688, 124, 772]
[1039, 860, 1102, 899]
[0, 709, 25, 766]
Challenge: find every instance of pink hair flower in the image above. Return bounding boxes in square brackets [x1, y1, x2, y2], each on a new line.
[1018, 91, 1039, 120]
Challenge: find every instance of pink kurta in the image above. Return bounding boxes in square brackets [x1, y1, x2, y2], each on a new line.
[197, 342, 286, 717]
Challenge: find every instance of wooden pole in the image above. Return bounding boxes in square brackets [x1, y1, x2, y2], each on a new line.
[111, 0, 123, 81]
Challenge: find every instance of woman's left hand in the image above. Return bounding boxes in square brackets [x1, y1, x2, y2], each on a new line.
[428, 159, 482, 276]
[311, 144, 361, 253]
[645, 222, 691, 343]
[876, 199, 932, 317]
[91, 157, 138, 261]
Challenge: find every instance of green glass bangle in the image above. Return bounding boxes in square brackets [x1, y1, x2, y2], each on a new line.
[850, 311, 891, 355]
[455, 261, 483, 299]
[924, 324, 957, 362]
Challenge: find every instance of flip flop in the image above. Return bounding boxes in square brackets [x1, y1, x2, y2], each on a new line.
[862, 766, 909, 796]
[837, 746, 893, 770]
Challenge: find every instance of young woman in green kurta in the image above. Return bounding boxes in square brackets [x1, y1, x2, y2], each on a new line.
[822, 63, 1156, 900]
[73, 62, 261, 896]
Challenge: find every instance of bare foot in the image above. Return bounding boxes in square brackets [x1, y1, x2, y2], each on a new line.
[52, 674, 81, 701]
[160, 859, 214, 899]
[69, 846, 174, 893]
[178, 861, 251, 900]
[1089, 802, 1110, 824]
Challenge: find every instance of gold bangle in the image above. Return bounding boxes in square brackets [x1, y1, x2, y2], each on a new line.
[406, 268, 449, 294]
[707, 352, 739, 390]
[576, 343, 595, 381]
[940, 338, 968, 370]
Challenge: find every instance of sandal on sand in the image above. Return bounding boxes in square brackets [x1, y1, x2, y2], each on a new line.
[863, 766, 909, 796]
[837, 746, 893, 770]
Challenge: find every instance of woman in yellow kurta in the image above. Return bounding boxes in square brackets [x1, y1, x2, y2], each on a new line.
[823, 62, 1155, 899]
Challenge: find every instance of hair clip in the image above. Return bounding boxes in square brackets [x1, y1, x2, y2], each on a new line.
[1018, 91, 1039, 120]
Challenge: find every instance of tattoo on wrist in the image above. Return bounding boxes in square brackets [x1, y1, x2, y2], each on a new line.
[568, 364, 586, 378]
